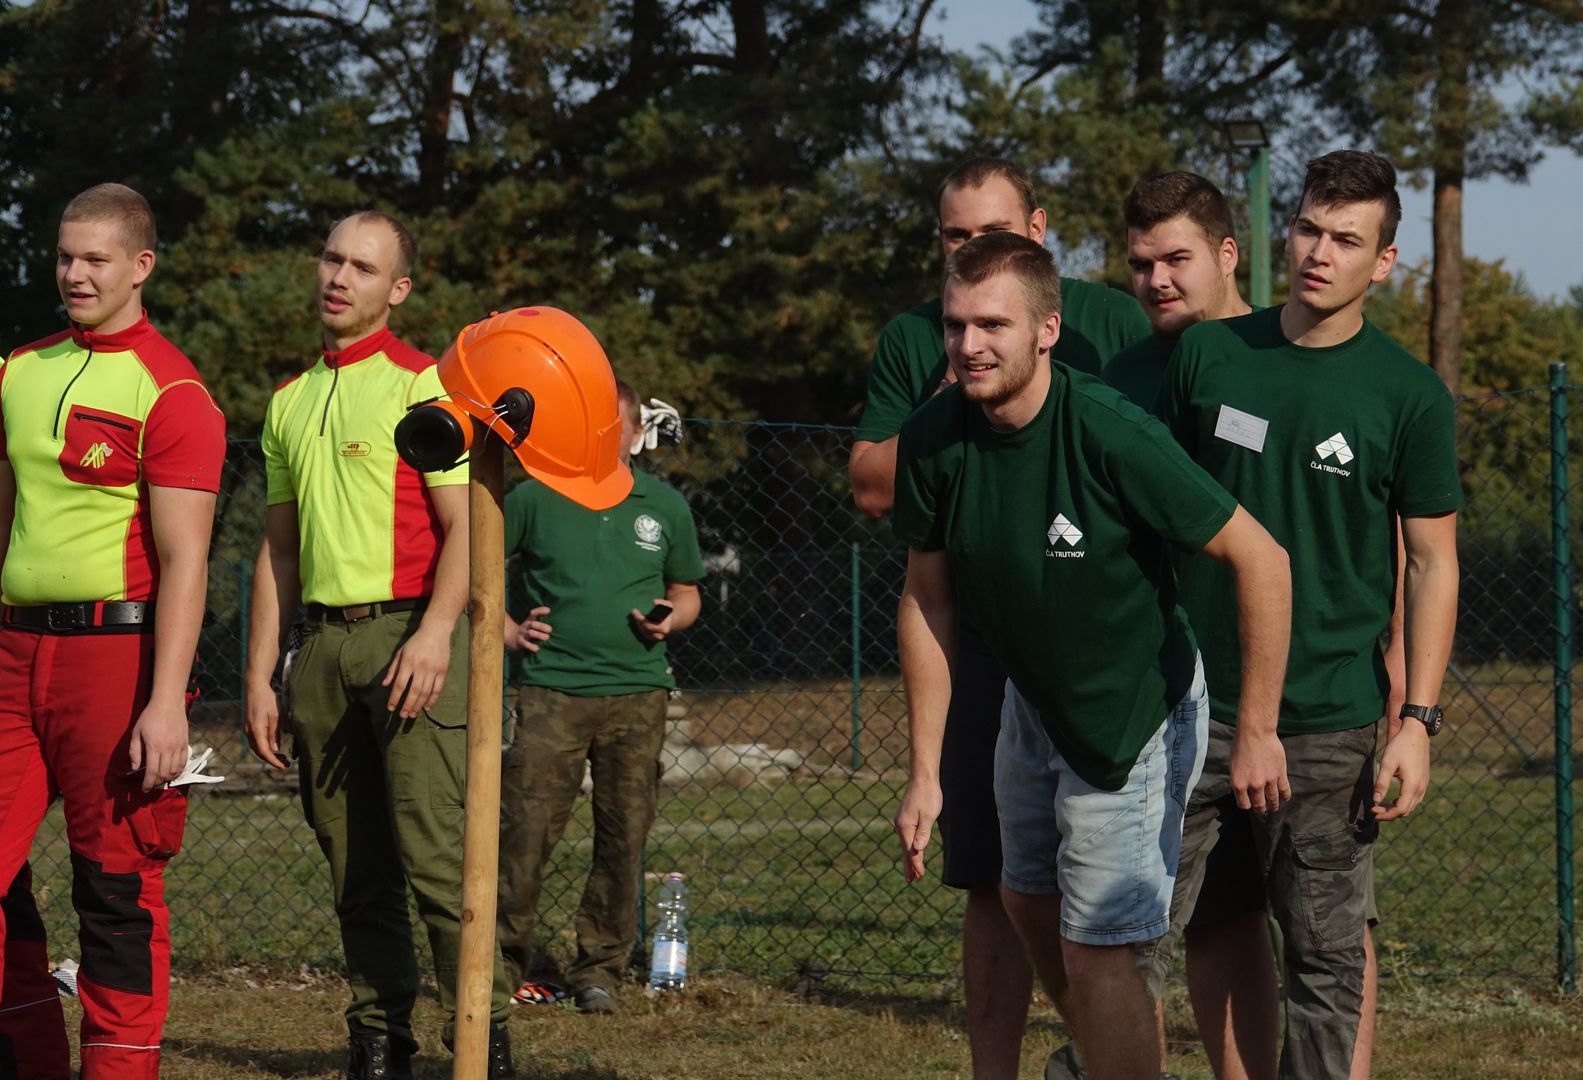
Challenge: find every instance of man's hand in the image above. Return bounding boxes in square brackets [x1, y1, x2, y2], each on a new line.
[383, 622, 453, 718]
[244, 675, 292, 770]
[1373, 721, 1431, 821]
[892, 778, 943, 883]
[506, 606, 553, 653]
[1231, 726, 1291, 813]
[630, 601, 675, 643]
[129, 698, 189, 792]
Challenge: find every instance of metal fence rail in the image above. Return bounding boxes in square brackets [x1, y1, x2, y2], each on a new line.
[25, 381, 1583, 991]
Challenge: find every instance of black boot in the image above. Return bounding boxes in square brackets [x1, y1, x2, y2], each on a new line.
[488, 1021, 516, 1079]
[347, 1029, 414, 1080]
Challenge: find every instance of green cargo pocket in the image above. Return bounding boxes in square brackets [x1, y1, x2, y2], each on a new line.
[426, 713, 468, 809]
[1290, 826, 1369, 954]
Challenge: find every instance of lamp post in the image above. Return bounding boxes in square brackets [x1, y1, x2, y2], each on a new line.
[1226, 119, 1271, 309]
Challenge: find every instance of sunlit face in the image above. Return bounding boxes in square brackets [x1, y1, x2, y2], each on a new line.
[1285, 196, 1397, 319]
[316, 216, 411, 346]
[938, 176, 1047, 256]
[942, 272, 1059, 416]
[1126, 215, 1238, 338]
[56, 218, 153, 334]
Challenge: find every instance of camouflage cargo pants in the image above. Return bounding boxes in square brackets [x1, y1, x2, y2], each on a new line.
[496, 686, 667, 993]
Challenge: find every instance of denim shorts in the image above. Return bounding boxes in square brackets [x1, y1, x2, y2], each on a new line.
[995, 656, 1208, 946]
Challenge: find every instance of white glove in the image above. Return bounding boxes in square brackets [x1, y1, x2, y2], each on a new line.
[633, 398, 683, 455]
[165, 745, 226, 789]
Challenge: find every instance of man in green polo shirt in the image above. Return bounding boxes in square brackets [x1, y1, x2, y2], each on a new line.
[850, 156, 1148, 1080]
[495, 379, 703, 1015]
[1155, 150, 1461, 1080]
[892, 231, 1291, 1080]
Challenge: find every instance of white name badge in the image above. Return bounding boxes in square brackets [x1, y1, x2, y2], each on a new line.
[1214, 404, 1268, 453]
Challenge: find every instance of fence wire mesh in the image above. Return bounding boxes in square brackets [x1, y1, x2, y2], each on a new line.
[25, 386, 1583, 992]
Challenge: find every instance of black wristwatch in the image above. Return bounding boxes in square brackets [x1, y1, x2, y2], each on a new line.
[1399, 703, 1445, 736]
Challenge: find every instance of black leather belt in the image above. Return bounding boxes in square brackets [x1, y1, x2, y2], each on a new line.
[3, 601, 154, 633]
[305, 598, 427, 623]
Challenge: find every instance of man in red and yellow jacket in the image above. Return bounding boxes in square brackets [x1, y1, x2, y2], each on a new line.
[0, 183, 226, 1080]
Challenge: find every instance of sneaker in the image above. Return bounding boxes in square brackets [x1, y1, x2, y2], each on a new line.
[572, 985, 619, 1014]
[1045, 1043, 1085, 1080]
[510, 978, 568, 1006]
[51, 959, 79, 998]
[488, 1021, 516, 1080]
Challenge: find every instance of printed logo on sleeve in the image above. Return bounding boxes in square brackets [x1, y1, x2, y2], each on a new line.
[1312, 432, 1354, 477]
[634, 514, 663, 551]
[1045, 513, 1085, 559]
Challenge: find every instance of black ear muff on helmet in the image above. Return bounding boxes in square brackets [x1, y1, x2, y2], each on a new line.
[395, 390, 538, 473]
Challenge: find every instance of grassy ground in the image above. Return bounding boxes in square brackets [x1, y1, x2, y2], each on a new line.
[43, 972, 1583, 1078]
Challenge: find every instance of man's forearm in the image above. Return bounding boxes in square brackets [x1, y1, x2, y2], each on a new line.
[664, 582, 702, 633]
[150, 553, 208, 708]
[1403, 556, 1458, 706]
[898, 591, 955, 781]
[421, 504, 471, 635]
[245, 540, 299, 689]
[1233, 547, 1291, 736]
[849, 437, 900, 519]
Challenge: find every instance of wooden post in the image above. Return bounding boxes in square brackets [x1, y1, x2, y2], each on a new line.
[453, 425, 504, 1078]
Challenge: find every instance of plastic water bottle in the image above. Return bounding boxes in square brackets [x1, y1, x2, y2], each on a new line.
[648, 873, 689, 992]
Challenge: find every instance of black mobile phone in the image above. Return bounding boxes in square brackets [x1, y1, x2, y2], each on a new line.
[643, 601, 674, 623]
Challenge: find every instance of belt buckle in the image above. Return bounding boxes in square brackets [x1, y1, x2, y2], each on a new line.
[47, 605, 87, 631]
[342, 604, 375, 623]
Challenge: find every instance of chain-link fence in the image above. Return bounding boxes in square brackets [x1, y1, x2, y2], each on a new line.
[26, 377, 1583, 992]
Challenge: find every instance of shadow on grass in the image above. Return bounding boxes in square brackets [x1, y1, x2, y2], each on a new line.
[169, 1040, 629, 1079]
[1498, 752, 1583, 779]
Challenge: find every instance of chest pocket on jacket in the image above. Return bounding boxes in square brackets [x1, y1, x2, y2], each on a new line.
[59, 408, 142, 488]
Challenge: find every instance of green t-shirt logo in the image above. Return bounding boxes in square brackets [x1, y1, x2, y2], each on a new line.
[634, 513, 663, 551]
[1312, 432, 1355, 476]
[1046, 513, 1085, 559]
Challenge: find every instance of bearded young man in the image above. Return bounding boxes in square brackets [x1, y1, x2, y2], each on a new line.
[1155, 150, 1461, 1080]
[891, 231, 1291, 1080]
[853, 157, 1148, 1080]
[243, 211, 515, 1080]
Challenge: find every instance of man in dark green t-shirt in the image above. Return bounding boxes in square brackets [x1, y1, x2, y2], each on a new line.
[1156, 151, 1461, 1080]
[1104, 173, 1273, 1076]
[1104, 172, 1252, 409]
[495, 381, 705, 1015]
[849, 157, 1148, 1080]
[892, 231, 1291, 1080]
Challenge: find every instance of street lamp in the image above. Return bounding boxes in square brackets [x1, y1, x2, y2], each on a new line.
[1225, 118, 1271, 309]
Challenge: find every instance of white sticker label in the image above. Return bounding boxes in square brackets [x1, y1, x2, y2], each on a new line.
[1214, 405, 1268, 453]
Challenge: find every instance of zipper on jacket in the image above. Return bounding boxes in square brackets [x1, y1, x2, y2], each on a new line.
[73, 410, 135, 431]
[318, 359, 339, 437]
[52, 347, 94, 439]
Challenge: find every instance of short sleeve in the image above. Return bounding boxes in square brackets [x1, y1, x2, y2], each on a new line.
[409, 365, 468, 489]
[891, 428, 946, 552]
[1393, 382, 1463, 517]
[855, 315, 934, 443]
[261, 394, 294, 505]
[142, 381, 227, 492]
[1098, 411, 1236, 554]
[662, 492, 707, 583]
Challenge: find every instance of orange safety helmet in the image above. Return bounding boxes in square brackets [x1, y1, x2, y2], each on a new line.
[394, 307, 632, 511]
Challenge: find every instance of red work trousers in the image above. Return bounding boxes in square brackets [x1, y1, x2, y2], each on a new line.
[0, 627, 188, 1080]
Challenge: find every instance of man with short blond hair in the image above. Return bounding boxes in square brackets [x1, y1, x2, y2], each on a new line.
[0, 182, 226, 1079]
[893, 230, 1291, 1080]
[244, 210, 515, 1079]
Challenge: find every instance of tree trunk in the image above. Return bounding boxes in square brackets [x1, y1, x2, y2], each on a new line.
[418, 0, 466, 205]
[1428, 0, 1471, 395]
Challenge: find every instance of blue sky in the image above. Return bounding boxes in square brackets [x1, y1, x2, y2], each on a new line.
[931, 1, 1581, 299]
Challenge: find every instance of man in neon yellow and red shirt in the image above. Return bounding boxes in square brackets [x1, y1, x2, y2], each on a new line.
[243, 211, 514, 1080]
[0, 183, 226, 1080]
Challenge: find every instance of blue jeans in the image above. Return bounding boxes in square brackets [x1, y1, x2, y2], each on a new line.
[995, 656, 1208, 945]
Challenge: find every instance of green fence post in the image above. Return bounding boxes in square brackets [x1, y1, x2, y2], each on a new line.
[1551, 361, 1576, 992]
[850, 541, 863, 772]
